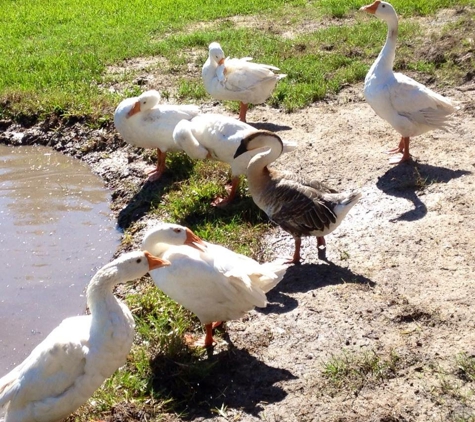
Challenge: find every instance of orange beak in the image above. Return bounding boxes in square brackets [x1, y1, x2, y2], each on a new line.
[360, 0, 380, 14]
[185, 228, 207, 252]
[218, 58, 225, 66]
[126, 101, 141, 118]
[144, 251, 171, 270]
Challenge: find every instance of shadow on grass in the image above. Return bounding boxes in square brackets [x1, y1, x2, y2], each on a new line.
[376, 161, 471, 222]
[117, 153, 196, 229]
[259, 262, 376, 315]
[148, 345, 295, 419]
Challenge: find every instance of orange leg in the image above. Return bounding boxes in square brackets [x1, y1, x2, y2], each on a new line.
[211, 176, 240, 207]
[317, 236, 326, 248]
[147, 149, 167, 181]
[317, 236, 327, 260]
[239, 102, 248, 122]
[286, 236, 302, 265]
[389, 137, 412, 165]
[387, 136, 404, 154]
[203, 323, 215, 347]
[401, 137, 411, 162]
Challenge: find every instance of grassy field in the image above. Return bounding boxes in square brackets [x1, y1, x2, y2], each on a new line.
[0, 0, 473, 120]
[1, 0, 474, 420]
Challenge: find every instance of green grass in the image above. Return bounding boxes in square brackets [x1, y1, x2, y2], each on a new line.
[147, 154, 272, 256]
[321, 349, 401, 394]
[1, 0, 473, 121]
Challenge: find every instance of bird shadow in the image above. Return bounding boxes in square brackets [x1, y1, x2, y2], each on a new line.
[259, 261, 376, 316]
[117, 153, 196, 229]
[376, 160, 471, 222]
[249, 121, 293, 132]
[148, 345, 295, 420]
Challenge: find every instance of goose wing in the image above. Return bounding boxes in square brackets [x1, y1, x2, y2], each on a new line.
[223, 58, 280, 93]
[268, 178, 337, 236]
[0, 316, 90, 408]
[389, 73, 455, 125]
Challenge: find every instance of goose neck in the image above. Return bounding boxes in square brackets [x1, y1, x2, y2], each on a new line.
[372, 17, 398, 75]
[86, 266, 123, 315]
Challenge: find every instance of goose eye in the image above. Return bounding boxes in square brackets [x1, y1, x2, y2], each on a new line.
[382, 4, 386, 7]
[173, 228, 181, 233]
[136, 258, 142, 263]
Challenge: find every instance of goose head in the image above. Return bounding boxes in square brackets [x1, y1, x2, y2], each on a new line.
[360, 1, 398, 24]
[208, 42, 226, 66]
[142, 223, 207, 254]
[126, 90, 161, 118]
[234, 130, 284, 159]
[87, 250, 170, 295]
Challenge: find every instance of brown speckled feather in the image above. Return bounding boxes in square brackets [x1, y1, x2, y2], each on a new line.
[261, 170, 340, 237]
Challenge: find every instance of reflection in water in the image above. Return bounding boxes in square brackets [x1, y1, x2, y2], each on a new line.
[0, 145, 120, 374]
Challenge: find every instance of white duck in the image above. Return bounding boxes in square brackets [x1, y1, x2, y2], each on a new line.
[233, 132, 362, 264]
[0, 251, 170, 422]
[141, 222, 289, 347]
[361, 1, 456, 164]
[173, 113, 297, 206]
[202, 42, 286, 122]
[114, 90, 200, 181]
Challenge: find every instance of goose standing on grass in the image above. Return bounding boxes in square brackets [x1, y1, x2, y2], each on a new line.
[361, 1, 456, 164]
[142, 222, 289, 347]
[0, 251, 170, 422]
[173, 113, 297, 206]
[234, 132, 362, 264]
[114, 90, 200, 181]
[202, 42, 286, 122]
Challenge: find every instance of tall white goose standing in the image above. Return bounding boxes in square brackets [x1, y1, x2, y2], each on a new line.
[173, 113, 297, 206]
[141, 222, 288, 347]
[0, 251, 170, 422]
[114, 90, 200, 181]
[361, 1, 456, 164]
[234, 131, 362, 264]
[202, 42, 286, 122]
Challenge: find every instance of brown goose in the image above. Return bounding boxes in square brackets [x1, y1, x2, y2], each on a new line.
[234, 131, 362, 264]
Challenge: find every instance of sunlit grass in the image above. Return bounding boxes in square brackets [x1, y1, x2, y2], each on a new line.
[1, 0, 473, 120]
[321, 349, 401, 393]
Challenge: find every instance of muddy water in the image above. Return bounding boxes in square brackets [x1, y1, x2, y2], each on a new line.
[0, 144, 120, 375]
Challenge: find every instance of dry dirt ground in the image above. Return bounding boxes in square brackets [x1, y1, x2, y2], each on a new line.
[1, 80, 474, 422]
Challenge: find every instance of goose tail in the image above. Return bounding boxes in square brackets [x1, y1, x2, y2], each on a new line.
[255, 259, 289, 293]
[342, 190, 363, 207]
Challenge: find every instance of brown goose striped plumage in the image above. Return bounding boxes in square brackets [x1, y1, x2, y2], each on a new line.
[234, 132, 362, 264]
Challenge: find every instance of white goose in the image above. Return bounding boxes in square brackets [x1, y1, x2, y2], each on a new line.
[202, 42, 286, 122]
[141, 222, 288, 347]
[114, 90, 200, 181]
[0, 251, 170, 422]
[173, 113, 297, 206]
[234, 132, 362, 264]
[361, 1, 456, 164]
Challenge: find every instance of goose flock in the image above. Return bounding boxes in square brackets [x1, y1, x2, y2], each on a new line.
[0, 1, 459, 420]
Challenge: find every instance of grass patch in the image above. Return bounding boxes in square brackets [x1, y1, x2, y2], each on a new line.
[456, 353, 475, 383]
[321, 349, 401, 394]
[148, 154, 271, 257]
[1, 0, 473, 121]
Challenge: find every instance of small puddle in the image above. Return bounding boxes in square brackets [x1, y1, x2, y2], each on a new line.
[0, 144, 120, 374]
